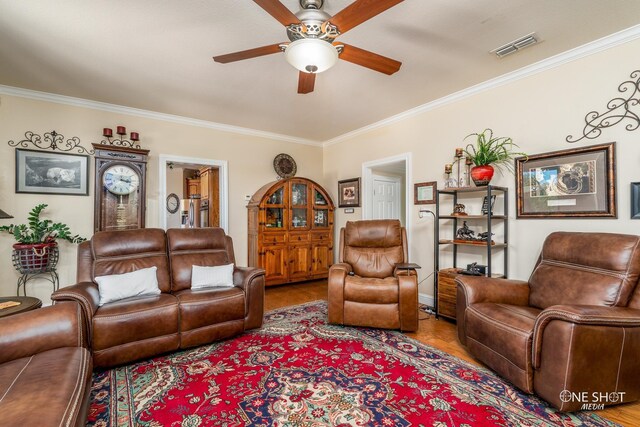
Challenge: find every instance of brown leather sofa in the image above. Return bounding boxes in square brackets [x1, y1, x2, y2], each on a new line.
[52, 227, 265, 368]
[457, 231, 640, 411]
[0, 302, 92, 426]
[328, 219, 418, 331]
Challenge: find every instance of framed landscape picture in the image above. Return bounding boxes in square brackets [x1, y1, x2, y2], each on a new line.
[15, 148, 89, 196]
[338, 177, 360, 208]
[515, 142, 616, 218]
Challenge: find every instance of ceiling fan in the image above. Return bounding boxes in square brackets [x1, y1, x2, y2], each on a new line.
[213, 0, 404, 94]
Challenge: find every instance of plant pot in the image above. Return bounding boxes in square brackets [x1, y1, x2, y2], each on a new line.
[470, 165, 494, 186]
[12, 242, 58, 272]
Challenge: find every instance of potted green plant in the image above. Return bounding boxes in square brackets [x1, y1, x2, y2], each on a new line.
[0, 204, 86, 271]
[462, 129, 526, 186]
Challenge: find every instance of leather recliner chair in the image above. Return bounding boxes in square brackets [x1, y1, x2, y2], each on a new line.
[0, 302, 92, 426]
[328, 219, 418, 331]
[457, 231, 640, 411]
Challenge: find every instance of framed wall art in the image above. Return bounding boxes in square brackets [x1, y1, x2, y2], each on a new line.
[515, 142, 616, 218]
[338, 177, 360, 208]
[15, 148, 89, 196]
[414, 181, 436, 204]
[632, 182, 640, 219]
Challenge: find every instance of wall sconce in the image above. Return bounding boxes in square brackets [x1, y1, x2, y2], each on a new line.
[102, 125, 141, 149]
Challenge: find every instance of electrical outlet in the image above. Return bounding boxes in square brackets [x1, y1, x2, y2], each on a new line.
[244, 195, 251, 202]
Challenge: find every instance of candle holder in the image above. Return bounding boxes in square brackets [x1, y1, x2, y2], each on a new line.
[444, 164, 457, 188]
[465, 157, 473, 187]
[101, 125, 141, 149]
[455, 148, 464, 187]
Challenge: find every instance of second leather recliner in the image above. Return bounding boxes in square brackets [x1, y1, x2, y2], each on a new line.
[328, 219, 419, 332]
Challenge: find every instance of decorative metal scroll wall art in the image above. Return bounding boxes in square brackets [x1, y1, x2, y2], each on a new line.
[8, 130, 94, 154]
[566, 70, 640, 143]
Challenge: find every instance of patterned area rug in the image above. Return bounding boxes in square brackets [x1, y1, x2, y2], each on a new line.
[88, 301, 617, 426]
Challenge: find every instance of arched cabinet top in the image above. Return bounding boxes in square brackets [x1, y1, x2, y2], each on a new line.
[247, 177, 335, 209]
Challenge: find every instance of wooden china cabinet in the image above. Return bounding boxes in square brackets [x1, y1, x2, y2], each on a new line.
[247, 178, 335, 286]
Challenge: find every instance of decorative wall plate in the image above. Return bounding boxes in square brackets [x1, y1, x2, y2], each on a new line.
[273, 153, 297, 179]
[166, 193, 180, 214]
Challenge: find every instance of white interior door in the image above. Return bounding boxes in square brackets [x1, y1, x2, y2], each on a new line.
[372, 175, 401, 220]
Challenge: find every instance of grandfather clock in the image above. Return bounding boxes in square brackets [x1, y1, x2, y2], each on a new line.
[93, 143, 149, 232]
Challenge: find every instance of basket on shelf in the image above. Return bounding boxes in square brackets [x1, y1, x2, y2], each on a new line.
[12, 242, 59, 274]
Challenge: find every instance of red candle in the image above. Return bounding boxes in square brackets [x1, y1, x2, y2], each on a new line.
[103, 127, 113, 137]
[116, 126, 126, 135]
[130, 132, 139, 141]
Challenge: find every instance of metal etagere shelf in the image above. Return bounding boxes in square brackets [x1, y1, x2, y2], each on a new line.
[434, 185, 508, 320]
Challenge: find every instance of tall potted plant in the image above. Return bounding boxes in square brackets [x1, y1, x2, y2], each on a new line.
[462, 129, 526, 186]
[0, 204, 86, 271]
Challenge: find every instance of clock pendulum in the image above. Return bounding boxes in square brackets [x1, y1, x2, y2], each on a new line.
[116, 195, 127, 228]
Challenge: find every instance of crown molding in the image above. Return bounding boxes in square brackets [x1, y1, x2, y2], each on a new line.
[0, 85, 322, 147]
[322, 24, 640, 147]
[2, 24, 639, 149]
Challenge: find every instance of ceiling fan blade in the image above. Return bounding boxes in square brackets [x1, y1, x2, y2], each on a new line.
[338, 43, 401, 75]
[253, 0, 300, 26]
[298, 71, 316, 94]
[327, 0, 403, 34]
[213, 43, 285, 63]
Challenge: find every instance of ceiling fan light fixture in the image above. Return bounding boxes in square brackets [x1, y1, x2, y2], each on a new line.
[285, 38, 338, 73]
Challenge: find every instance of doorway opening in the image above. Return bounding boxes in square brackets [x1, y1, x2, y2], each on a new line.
[362, 153, 411, 244]
[158, 155, 228, 232]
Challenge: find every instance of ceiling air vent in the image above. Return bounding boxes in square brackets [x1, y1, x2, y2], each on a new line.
[491, 33, 538, 58]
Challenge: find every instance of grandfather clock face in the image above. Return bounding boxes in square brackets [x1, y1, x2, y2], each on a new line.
[93, 144, 149, 232]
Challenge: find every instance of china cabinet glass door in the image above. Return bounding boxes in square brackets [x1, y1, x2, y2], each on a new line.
[313, 188, 329, 228]
[291, 182, 308, 229]
[265, 186, 284, 229]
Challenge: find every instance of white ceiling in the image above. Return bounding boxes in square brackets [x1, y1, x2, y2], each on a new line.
[1, 1, 639, 143]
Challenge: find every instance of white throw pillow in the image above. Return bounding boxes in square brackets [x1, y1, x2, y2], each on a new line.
[95, 266, 161, 306]
[191, 264, 235, 289]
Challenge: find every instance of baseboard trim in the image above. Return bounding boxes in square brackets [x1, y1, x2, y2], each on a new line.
[419, 293, 434, 308]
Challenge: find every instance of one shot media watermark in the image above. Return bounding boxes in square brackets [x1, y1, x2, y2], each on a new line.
[559, 390, 626, 410]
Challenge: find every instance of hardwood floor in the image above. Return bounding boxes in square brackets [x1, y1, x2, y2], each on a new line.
[265, 280, 637, 426]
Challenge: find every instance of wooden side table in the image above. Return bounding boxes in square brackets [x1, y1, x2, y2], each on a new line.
[437, 268, 462, 321]
[0, 296, 42, 318]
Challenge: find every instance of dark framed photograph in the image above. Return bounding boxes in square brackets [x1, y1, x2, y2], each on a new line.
[481, 195, 497, 215]
[15, 148, 89, 196]
[632, 182, 640, 219]
[515, 142, 616, 218]
[338, 177, 360, 208]
[414, 181, 436, 204]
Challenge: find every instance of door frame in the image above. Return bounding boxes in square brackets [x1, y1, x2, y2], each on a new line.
[371, 174, 402, 220]
[362, 152, 412, 250]
[158, 154, 228, 233]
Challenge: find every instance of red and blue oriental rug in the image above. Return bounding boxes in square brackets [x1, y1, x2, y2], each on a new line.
[88, 301, 617, 426]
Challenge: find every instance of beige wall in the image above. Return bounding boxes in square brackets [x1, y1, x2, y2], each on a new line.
[166, 167, 184, 229]
[2, 37, 639, 305]
[0, 95, 323, 302]
[324, 38, 640, 302]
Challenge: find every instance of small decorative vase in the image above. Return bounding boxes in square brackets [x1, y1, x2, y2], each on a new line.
[470, 165, 494, 186]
